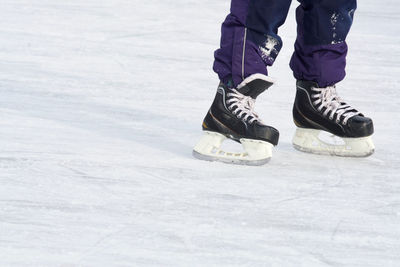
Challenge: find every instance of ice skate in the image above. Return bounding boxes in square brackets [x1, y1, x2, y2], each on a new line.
[193, 74, 279, 165]
[292, 80, 375, 157]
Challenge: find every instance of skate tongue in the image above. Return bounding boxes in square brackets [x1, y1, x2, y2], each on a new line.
[237, 74, 274, 99]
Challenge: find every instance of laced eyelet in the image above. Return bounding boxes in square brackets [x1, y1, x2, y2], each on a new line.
[310, 85, 360, 127]
[223, 88, 260, 124]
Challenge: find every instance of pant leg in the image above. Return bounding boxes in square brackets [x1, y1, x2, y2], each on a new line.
[290, 0, 357, 87]
[213, 0, 292, 87]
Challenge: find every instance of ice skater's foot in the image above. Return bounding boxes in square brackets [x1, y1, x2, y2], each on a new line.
[292, 80, 375, 157]
[193, 74, 279, 165]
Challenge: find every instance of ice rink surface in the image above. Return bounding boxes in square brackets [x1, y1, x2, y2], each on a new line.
[0, 0, 399, 266]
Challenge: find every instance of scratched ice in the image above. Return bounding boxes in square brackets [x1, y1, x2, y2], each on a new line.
[0, 0, 399, 266]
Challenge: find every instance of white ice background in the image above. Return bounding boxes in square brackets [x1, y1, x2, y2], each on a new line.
[0, 0, 399, 266]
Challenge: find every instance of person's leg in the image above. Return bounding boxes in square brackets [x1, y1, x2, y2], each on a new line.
[194, 0, 292, 165]
[290, 0, 374, 157]
[290, 0, 357, 87]
[213, 0, 292, 87]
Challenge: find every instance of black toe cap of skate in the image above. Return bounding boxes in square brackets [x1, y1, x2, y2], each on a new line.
[347, 116, 374, 137]
[253, 123, 280, 146]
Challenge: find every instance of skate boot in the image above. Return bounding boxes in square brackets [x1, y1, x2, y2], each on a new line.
[292, 80, 375, 157]
[193, 74, 279, 165]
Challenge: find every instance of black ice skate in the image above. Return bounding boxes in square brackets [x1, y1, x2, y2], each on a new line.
[193, 74, 279, 165]
[292, 80, 375, 157]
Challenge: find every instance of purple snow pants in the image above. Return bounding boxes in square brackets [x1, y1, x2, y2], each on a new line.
[213, 0, 357, 87]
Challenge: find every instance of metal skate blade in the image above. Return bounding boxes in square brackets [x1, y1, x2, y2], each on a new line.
[192, 131, 273, 166]
[292, 128, 375, 157]
[192, 150, 271, 166]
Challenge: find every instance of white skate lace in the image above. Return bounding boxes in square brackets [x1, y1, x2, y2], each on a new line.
[311, 85, 361, 125]
[226, 89, 260, 124]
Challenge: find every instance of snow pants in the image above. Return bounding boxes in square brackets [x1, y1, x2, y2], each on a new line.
[213, 0, 357, 87]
